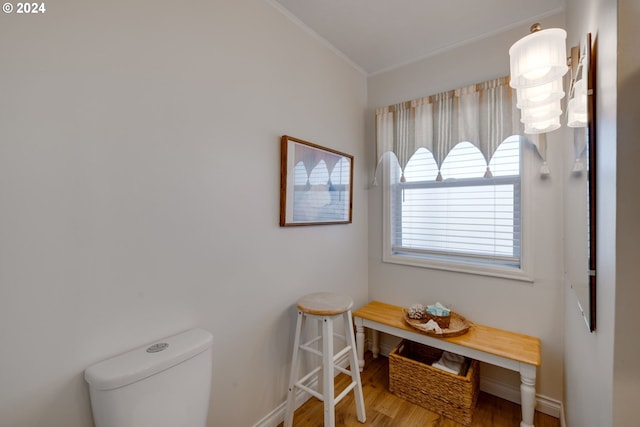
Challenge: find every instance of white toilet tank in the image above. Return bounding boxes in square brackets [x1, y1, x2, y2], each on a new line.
[85, 328, 213, 427]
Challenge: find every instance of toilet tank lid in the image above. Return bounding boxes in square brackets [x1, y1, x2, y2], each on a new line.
[84, 328, 213, 391]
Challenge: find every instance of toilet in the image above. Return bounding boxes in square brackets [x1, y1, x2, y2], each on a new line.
[84, 328, 213, 427]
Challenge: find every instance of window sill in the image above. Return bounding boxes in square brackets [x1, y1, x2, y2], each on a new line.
[383, 252, 534, 282]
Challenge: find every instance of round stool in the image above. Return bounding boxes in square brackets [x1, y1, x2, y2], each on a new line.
[284, 292, 366, 427]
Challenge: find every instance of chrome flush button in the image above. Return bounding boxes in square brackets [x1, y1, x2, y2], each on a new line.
[146, 343, 169, 353]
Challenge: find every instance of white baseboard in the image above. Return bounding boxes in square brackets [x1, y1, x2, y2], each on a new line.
[252, 352, 351, 427]
[252, 380, 313, 427]
[377, 341, 397, 357]
[480, 376, 563, 419]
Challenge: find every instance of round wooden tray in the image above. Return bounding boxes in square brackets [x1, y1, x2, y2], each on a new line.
[402, 308, 471, 337]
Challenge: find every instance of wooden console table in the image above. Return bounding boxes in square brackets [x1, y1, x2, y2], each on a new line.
[353, 301, 541, 427]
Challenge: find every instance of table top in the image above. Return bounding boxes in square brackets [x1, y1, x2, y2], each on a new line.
[353, 300, 541, 367]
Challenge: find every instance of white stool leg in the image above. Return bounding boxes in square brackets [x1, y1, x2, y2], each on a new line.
[344, 310, 366, 423]
[284, 310, 304, 427]
[315, 317, 325, 396]
[322, 316, 335, 427]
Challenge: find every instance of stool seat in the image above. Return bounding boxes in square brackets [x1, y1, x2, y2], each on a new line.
[297, 292, 354, 316]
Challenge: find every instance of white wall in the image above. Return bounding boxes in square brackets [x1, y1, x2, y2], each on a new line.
[0, 1, 368, 426]
[564, 0, 640, 426]
[367, 13, 566, 403]
[562, 0, 616, 422]
[613, 1, 640, 422]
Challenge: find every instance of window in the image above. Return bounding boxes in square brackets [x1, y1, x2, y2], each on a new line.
[383, 136, 531, 280]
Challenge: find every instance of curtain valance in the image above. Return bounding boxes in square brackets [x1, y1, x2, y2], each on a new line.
[375, 76, 548, 182]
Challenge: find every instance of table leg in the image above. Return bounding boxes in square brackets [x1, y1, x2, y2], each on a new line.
[371, 330, 380, 359]
[519, 364, 537, 427]
[354, 317, 365, 371]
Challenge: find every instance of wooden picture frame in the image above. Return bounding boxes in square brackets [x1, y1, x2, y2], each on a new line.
[585, 32, 597, 332]
[280, 135, 353, 226]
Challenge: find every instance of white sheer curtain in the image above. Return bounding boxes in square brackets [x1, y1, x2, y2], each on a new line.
[375, 76, 548, 182]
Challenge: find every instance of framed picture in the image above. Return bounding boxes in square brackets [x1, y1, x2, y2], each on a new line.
[280, 135, 353, 226]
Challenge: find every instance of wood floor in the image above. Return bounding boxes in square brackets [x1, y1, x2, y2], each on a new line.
[280, 352, 560, 427]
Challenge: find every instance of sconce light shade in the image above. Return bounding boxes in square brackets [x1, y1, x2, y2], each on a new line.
[510, 24, 569, 134]
[520, 100, 562, 123]
[567, 99, 587, 127]
[516, 78, 564, 108]
[509, 28, 568, 89]
[567, 78, 588, 127]
[524, 116, 561, 134]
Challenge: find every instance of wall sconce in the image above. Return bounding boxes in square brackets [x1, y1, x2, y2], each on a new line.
[567, 43, 588, 128]
[509, 23, 569, 134]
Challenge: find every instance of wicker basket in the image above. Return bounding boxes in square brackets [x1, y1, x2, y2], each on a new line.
[389, 340, 479, 426]
[425, 312, 451, 329]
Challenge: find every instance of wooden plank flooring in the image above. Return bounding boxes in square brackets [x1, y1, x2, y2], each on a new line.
[280, 352, 560, 427]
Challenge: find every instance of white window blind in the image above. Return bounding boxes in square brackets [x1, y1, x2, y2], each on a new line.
[389, 136, 522, 268]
